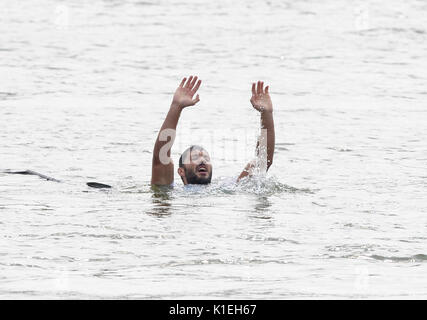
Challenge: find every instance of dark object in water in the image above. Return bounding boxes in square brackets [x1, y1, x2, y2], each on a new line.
[6, 170, 61, 182]
[86, 182, 112, 189]
[5, 169, 112, 189]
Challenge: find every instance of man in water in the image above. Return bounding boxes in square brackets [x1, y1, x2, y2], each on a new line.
[151, 76, 275, 186]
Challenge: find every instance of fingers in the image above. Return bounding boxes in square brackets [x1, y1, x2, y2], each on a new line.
[192, 79, 202, 94]
[189, 76, 198, 89]
[183, 75, 202, 93]
[185, 76, 194, 88]
[254, 81, 268, 95]
[191, 94, 200, 105]
[256, 81, 264, 94]
[179, 78, 187, 88]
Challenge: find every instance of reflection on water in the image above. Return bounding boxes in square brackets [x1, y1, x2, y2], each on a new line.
[254, 196, 272, 213]
[148, 185, 173, 217]
[1, 0, 426, 299]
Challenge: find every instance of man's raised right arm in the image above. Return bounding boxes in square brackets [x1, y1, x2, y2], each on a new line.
[151, 76, 202, 185]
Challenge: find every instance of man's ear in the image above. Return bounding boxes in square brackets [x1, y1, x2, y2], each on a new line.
[177, 167, 187, 184]
[177, 167, 184, 177]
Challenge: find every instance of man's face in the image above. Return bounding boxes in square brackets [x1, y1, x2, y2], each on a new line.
[182, 149, 212, 184]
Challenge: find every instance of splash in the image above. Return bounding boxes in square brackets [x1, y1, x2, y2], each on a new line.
[235, 175, 313, 195]
[171, 175, 313, 197]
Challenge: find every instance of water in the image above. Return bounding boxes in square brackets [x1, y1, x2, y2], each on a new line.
[1, 0, 427, 299]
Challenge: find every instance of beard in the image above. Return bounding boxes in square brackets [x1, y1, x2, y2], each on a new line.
[185, 167, 212, 185]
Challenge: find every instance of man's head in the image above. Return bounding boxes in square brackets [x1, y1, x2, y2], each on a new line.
[178, 145, 212, 185]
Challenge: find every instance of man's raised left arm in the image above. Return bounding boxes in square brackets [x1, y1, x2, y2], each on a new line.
[238, 81, 275, 181]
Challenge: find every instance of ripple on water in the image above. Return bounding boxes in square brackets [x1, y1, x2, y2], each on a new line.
[370, 254, 427, 263]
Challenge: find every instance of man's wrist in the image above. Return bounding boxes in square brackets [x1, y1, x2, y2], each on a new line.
[260, 109, 273, 115]
[170, 102, 184, 111]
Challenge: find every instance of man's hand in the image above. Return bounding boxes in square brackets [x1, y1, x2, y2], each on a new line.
[172, 76, 202, 109]
[250, 81, 273, 113]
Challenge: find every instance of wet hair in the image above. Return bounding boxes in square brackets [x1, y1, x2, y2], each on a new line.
[179, 145, 205, 168]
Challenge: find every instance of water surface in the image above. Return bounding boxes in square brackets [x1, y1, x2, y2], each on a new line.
[1, 0, 427, 298]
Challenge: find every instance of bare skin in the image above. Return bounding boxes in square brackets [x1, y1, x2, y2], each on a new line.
[237, 81, 275, 181]
[151, 76, 202, 185]
[151, 77, 275, 186]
